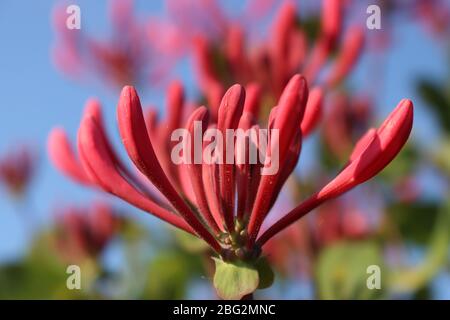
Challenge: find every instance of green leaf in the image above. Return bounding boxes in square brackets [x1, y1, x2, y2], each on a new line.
[143, 250, 202, 299]
[0, 232, 91, 299]
[433, 138, 450, 176]
[388, 199, 450, 294]
[315, 240, 384, 300]
[417, 79, 450, 131]
[388, 201, 439, 244]
[213, 258, 259, 300]
[256, 257, 275, 289]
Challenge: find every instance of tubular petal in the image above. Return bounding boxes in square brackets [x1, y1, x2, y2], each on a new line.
[349, 128, 377, 162]
[271, 74, 308, 163]
[166, 80, 185, 132]
[83, 98, 162, 203]
[270, 1, 297, 93]
[319, 99, 413, 199]
[185, 106, 221, 234]
[117, 86, 221, 251]
[235, 112, 255, 220]
[48, 128, 91, 185]
[226, 25, 247, 80]
[217, 84, 246, 231]
[243, 83, 262, 118]
[322, 0, 342, 46]
[193, 36, 221, 94]
[270, 130, 302, 209]
[325, 26, 365, 87]
[301, 86, 323, 137]
[202, 155, 224, 231]
[247, 75, 308, 246]
[257, 99, 413, 246]
[77, 116, 193, 234]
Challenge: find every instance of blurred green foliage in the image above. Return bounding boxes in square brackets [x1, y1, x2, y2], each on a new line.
[0, 234, 86, 299]
[418, 79, 450, 132]
[388, 202, 439, 244]
[142, 248, 205, 299]
[389, 199, 450, 294]
[315, 240, 385, 299]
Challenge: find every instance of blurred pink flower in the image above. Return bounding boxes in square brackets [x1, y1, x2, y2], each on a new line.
[0, 146, 35, 197]
[165, 0, 278, 45]
[394, 176, 421, 203]
[311, 198, 372, 246]
[54, 201, 120, 263]
[190, 0, 364, 106]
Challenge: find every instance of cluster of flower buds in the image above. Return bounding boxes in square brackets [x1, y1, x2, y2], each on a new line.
[0, 146, 35, 197]
[165, 0, 278, 43]
[190, 0, 364, 112]
[54, 201, 120, 263]
[48, 73, 413, 263]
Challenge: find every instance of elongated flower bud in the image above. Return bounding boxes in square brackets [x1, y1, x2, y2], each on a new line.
[117, 86, 221, 251]
[322, 0, 342, 46]
[77, 115, 193, 234]
[325, 26, 365, 87]
[247, 75, 308, 246]
[217, 84, 245, 231]
[257, 99, 413, 246]
[48, 128, 91, 185]
[185, 107, 221, 234]
[301, 86, 323, 137]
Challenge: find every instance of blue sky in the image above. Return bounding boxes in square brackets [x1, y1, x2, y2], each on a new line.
[0, 0, 168, 260]
[0, 0, 448, 297]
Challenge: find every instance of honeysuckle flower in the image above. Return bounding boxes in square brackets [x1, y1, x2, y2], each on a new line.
[0, 146, 35, 197]
[52, 0, 175, 89]
[53, 201, 121, 263]
[48, 74, 413, 298]
[191, 0, 364, 109]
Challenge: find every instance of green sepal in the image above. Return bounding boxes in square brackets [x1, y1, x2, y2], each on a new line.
[212, 258, 259, 300]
